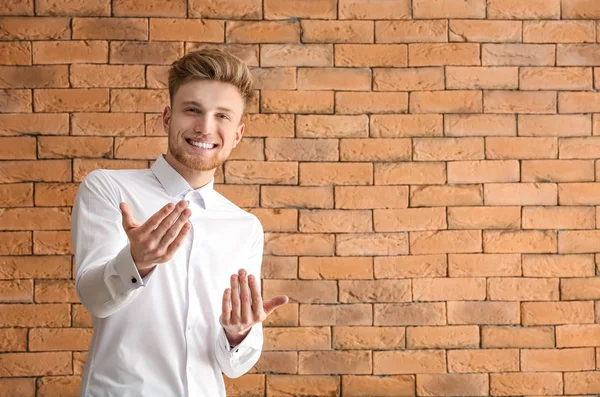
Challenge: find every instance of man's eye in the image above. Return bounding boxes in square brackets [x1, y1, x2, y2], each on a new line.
[186, 108, 200, 113]
[218, 114, 230, 120]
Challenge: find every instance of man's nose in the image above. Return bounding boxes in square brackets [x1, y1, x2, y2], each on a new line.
[193, 115, 213, 134]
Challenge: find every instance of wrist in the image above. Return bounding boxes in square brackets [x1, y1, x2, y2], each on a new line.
[224, 327, 251, 347]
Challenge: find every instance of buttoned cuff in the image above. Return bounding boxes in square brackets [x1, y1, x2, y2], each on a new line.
[104, 244, 155, 297]
[218, 324, 261, 358]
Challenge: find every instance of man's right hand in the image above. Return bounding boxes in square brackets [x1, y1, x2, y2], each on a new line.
[120, 200, 191, 277]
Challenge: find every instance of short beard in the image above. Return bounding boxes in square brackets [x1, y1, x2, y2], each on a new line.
[168, 134, 226, 172]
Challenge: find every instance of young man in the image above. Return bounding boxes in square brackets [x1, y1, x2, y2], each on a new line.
[71, 49, 288, 396]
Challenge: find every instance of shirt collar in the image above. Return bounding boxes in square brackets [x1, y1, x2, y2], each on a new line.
[151, 155, 215, 209]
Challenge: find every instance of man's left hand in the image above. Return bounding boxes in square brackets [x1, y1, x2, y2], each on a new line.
[220, 268, 288, 347]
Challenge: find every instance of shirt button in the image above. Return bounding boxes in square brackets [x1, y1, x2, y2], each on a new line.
[131, 278, 137, 283]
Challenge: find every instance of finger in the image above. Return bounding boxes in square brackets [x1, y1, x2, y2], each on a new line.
[230, 274, 240, 325]
[249, 274, 263, 319]
[120, 202, 141, 231]
[164, 222, 191, 258]
[137, 202, 176, 234]
[220, 288, 231, 326]
[159, 208, 191, 248]
[151, 200, 188, 238]
[263, 295, 289, 316]
[239, 269, 251, 325]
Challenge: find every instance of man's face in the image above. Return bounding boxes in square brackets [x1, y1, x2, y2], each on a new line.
[163, 79, 245, 172]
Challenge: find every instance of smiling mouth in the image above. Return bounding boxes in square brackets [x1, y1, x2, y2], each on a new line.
[186, 139, 217, 150]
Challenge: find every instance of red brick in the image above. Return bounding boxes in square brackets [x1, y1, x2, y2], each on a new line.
[558, 44, 600, 66]
[488, 0, 560, 18]
[71, 64, 145, 88]
[244, 114, 295, 137]
[525, 21, 595, 44]
[414, 278, 486, 301]
[71, 304, 92, 328]
[225, 161, 297, 185]
[449, 20, 521, 43]
[0, 304, 69, 327]
[449, 254, 521, 277]
[261, 91, 333, 114]
[336, 92, 408, 115]
[0, 89, 31, 113]
[266, 375, 340, 397]
[562, 278, 600, 300]
[560, 137, 600, 159]
[336, 186, 408, 209]
[490, 373, 563, 396]
[261, 186, 333, 209]
[35, 88, 109, 112]
[299, 351, 371, 374]
[375, 303, 446, 326]
[189, 0, 261, 19]
[485, 183, 557, 206]
[559, 230, 600, 253]
[519, 114, 591, 137]
[556, 324, 600, 347]
[251, 352, 297, 374]
[110, 41, 183, 65]
[337, 233, 408, 256]
[410, 91, 482, 114]
[32, 41, 108, 64]
[336, 44, 406, 67]
[33, 231, 72, 255]
[487, 137, 558, 160]
[72, 113, 144, 136]
[72, 17, 148, 40]
[445, 114, 516, 137]
[0, 207, 70, 231]
[0, 137, 35, 160]
[417, 374, 488, 396]
[300, 163, 372, 186]
[264, 233, 334, 256]
[374, 350, 445, 375]
[376, 20, 447, 43]
[450, 160, 519, 184]
[448, 206, 519, 230]
[371, 114, 443, 138]
[226, 21, 299, 44]
[524, 206, 594, 229]
[29, 328, 92, 351]
[374, 208, 446, 232]
[1, 0, 33, 15]
[0, 232, 31, 256]
[339, 280, 411, 303]
[0, 328, 27, 352]
[407, 325, 479, 349]
[410, 43, 480, 67]
[448, 301, 520, 325]
[248, 209, 296, 232]
[485, 91, 556, 114]
[333, 327, 405, 350]
[522, 301, 594, 325]
[261, 44, 332, 67]
[250, 67, 296, 90]
[375, 162, 445, 185]
[0, 114, 68, 136]
[565, 372, 600, 395]
[300, 210, 371, 233]
[446, 66, 518, 89]
[484, 230, 556, 254]
[0, 183, 32, 207]
[374, 67, 444, 91]
[559, 183, 600, 205]
[488, 277, 559, 301]
[298, 68, 371, 91]
[0, 352, 71, 377]
[111, 89, 168, 112]
[263, 303, 298, 327]
[482, 326, 555, 348]
[413, 0, 486, 18]
[39, 136, 113, 159]
[299, 304, 370, 327]
[342, 375, 414, 397]
[0, 17, 70, 40]
[0, 65, 68, 88]
[410, 230, 482, 254]
[0, 280, 32, 303]
[0, 42, 31, 65]
[301, 20, 373, 44]
[521, 67, 592, 90]
[264, 0, 336, 19]
[523, 254, 594, 277]
[266, 138, 337, 162]
[562, 0, 600, 18]
[113, 0, 185, 17]
[339, 0, 411, 19]
[341, 138, 411, 162]
[149, 18, 223, 42]
[375, 254, 446, 279]
[299, 257, 372, 280]
[415, 137, 483, 161]
[522, 347, 594, 371]
[37, 376, 81, 397]
[264, 327, 330, 351]
[35, 280, 78, 303]
[214, 185, 259, 208]
[483, 44, 555, 66]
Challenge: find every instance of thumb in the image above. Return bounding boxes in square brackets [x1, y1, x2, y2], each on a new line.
[119, 202, 140, 231]
[263, 295, 289, 316]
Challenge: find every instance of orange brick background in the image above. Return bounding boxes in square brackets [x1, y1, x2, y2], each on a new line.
[2, 0, 600, 396]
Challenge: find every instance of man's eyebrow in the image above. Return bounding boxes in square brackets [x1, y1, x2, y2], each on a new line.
[180, 101, 234, 113]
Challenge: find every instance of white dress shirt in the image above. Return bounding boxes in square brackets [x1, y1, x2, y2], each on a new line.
[71, 154, 264, 397]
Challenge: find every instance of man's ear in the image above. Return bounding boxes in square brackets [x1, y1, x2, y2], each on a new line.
[162, 105, 171, 134]
[232, 123, 245, 149]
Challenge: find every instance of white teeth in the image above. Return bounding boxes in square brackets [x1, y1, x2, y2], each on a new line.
[188, 140, 215, 149]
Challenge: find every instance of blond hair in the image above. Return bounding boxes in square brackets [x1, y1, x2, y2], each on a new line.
[168, 49, 254, 110]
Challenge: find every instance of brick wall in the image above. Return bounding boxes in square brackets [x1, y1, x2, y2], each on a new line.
[2, 0, 600, 395]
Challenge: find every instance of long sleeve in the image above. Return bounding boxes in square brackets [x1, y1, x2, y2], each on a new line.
[214, 219, 265, 378]
[72, 170, 154, 318]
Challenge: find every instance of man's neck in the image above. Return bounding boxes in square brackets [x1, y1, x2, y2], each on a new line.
[164, 153, 216, 190]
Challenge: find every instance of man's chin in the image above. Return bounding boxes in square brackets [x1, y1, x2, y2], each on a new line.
[175, 153, 223, 172]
